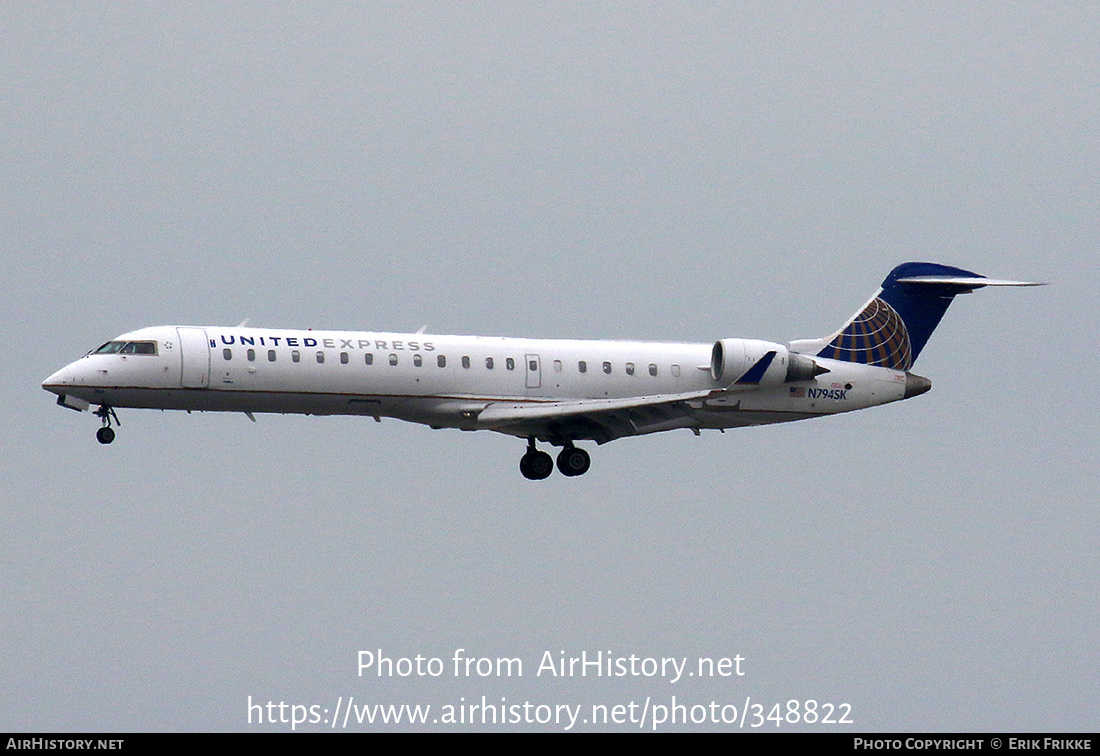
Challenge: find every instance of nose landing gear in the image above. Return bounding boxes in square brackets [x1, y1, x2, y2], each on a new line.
[94, 405, 120, 444]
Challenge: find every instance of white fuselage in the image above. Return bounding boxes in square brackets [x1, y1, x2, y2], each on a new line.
[45, 260, 1035, 477]
[43, 325, 913, 442]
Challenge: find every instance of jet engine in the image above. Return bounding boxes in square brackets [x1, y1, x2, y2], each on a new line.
[710, 338, 827, 386]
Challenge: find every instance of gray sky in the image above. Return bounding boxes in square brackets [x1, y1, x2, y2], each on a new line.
[2, 2, 1096, 731]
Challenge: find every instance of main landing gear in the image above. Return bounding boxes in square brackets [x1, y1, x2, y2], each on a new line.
[520, 438, 591, 480]
[556, 445, 591, 477]
[94, 405, 119, 445]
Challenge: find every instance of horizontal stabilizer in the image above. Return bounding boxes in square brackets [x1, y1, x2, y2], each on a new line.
[896, 276, 1046, 287]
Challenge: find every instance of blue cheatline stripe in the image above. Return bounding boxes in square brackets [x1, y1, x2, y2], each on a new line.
[736, 351, 777, 384]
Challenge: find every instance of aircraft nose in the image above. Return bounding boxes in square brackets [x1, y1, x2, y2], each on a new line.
[42, 366, 71, 393]
[42, 359, 88, 393]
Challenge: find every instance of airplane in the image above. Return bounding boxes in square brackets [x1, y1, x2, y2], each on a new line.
[42, 262, 1042, 479]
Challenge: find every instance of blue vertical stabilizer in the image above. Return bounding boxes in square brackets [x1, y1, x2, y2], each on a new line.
[815, 262, 992, 370]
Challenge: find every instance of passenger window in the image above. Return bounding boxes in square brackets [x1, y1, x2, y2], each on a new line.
[625, 362, 635, 375]
[414, 354, 422, 367]
[578, 361, 587, 373]
[671, 364, 680, 377]
[506, 357, 515, 370]
[268, 350, 276, 362]
[340, 352, 349, 364]
[462, 356, 471, 369]
[223, 348, 232, 361]
[389, 354, 398, 366]
[486, 357, 494, 369]
[292, 350, 301, 363]
[603, 361, 611, 374]
[247, 348, 255, 361]
[553, 359, 562, 372]
[437, 355, 446, 368]
[365, 353, 373, 365]
[316, 351, 325, 363]
[649, 363, 657, 376]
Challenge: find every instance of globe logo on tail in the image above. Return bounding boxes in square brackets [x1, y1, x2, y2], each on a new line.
[817, 297, 913, 371]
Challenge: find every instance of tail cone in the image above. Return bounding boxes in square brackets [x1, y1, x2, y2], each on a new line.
[904, 372, 932, 399]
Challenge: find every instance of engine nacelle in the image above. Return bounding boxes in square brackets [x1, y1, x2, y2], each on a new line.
[711, 338, 827, 386]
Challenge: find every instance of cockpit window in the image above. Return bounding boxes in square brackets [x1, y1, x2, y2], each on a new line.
[93, 341, 156, 355]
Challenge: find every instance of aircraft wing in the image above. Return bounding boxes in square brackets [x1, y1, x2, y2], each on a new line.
[475, 389, 717, 444]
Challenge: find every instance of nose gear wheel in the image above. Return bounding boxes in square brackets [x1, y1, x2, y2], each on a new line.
[93, 405, 120, 445]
